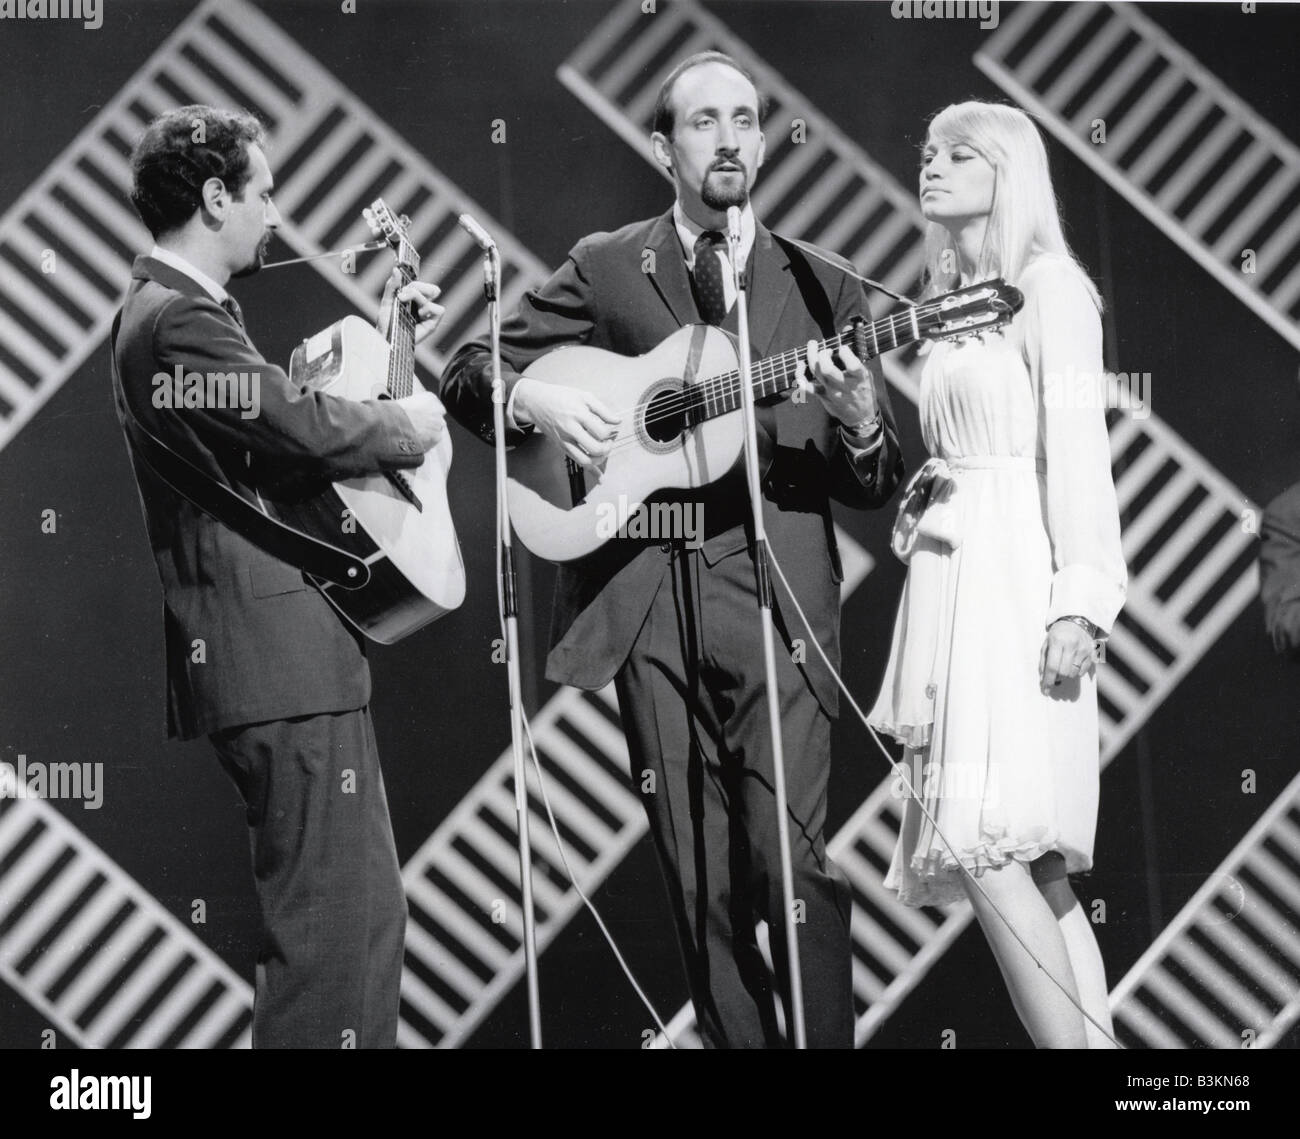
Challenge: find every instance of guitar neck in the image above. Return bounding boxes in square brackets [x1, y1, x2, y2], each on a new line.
[691, 305, 927, 423]
[385, 262, 419, 399]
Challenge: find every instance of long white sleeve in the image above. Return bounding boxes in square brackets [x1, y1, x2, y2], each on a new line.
[1021, 257, 1127, 634]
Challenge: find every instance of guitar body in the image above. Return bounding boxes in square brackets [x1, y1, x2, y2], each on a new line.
[508, 323, 748, 563]
[272, 314, 466, 643]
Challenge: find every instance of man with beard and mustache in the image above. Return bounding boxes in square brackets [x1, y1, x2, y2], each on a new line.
[442, 53, 904, 1047]
[111, 105, 446, 1047]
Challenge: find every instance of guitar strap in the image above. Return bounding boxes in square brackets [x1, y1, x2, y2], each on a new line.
[108, 310, 371, 590]
[682, 323, 709, 385]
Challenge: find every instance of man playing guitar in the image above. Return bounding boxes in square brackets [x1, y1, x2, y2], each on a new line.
[442, 52, 906, 1047]
[111, 104, 444, 1048]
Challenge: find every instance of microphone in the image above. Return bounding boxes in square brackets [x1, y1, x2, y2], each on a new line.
[458, 213, 496, 251]
[459, 213, 498, 301]
[725, 205, 745, 291]
[726, 205, 742, 247]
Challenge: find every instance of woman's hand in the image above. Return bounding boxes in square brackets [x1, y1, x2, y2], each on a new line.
[1039, 618, 1097, 689]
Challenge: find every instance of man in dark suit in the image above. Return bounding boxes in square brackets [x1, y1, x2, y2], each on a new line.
[1260, 482, 1300, 659]
[442, 53, 904, 1047]
[111, 105, 447, 1047]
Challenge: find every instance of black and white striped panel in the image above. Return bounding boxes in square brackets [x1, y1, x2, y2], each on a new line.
[1111, 772, 1300, 1049]
[0, 782, 252, 1048]
[976, 1, 1300, 349]
[397, 684, 643, 1048]
[558, 0, 926, 301]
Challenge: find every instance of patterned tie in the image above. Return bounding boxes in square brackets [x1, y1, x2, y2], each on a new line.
[692, 230, 729, 325]
[220, 294, 245, 329]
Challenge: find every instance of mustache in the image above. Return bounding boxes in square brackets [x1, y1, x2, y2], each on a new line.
[708, 156, 746, 174]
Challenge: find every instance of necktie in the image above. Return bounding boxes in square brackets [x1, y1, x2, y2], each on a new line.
[692, 230, 729, 326]
[221, 295, 245, 329]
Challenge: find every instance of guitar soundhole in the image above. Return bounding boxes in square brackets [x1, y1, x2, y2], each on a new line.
[642, 384, 687, 445]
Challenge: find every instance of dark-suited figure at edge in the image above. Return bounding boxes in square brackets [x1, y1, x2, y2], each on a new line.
[442, 54, 905, 1047]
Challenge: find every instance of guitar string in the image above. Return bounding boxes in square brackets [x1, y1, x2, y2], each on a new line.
[591, 300, 953, 457]
[597, 293, 987, 440]
[389, 263, 419, 398]
[594, 328, 860, 455]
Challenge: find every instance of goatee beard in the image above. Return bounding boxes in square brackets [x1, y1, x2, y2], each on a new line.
[700, 171, 748, 213]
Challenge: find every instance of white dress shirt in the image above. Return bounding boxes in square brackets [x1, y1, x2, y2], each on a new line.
[149, 244, 229, 304]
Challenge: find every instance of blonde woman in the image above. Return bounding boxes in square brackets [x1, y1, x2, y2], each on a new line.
[868, 102, 1127, 1048]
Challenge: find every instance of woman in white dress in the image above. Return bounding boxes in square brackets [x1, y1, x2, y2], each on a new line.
[867, 102, 1127, 1048]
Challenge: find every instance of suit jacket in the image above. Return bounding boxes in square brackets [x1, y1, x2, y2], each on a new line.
[111, 255, 425, 739]
[442, 211, 905, 713]
[1260, 483, 1300, 659]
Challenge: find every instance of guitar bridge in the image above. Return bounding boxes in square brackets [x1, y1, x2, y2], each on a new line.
[565, 457, 586, 508]
[386, 471, 423, 512]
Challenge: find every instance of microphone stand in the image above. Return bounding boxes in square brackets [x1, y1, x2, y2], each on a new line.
[459, 214, 542, 1049]
[725, 205, 807, 1049]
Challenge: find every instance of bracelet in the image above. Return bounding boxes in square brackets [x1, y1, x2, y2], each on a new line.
[842, 412, 882, 439]
[1055, 614, 1103, 640]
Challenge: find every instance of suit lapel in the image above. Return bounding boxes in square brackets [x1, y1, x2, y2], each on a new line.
[744, 223, 796, 359]
[642, 209, 694, 327]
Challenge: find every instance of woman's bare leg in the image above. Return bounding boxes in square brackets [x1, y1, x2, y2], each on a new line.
[1032, 854, 1116, 1048]
[961, 858, 1087, 1047]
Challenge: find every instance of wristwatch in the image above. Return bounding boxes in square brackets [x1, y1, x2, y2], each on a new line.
[1056, 614, 1104, 640]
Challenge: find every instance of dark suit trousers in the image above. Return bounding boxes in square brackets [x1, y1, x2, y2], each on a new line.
[615, 541, 853, 1048]
[209, 707, 406, 1048]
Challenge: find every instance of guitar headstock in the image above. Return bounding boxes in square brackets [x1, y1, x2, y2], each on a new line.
[362, 198, 421, 278]
[921, 278, 1024, 341]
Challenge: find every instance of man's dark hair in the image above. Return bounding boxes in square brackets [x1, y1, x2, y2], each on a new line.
[651, 51, 769, 138]
[130, 105, 267, 238]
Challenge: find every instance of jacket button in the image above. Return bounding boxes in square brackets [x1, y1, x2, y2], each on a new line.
[659, 541, 673, 553]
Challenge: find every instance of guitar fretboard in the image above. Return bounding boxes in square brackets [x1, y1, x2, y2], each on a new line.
[385, 259, 419, 400]
[681, 303, 929, 425]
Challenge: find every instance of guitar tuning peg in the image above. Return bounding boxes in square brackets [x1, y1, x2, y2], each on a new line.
[399, 214, 411, 230]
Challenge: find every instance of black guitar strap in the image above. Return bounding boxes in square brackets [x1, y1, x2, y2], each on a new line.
[108, 311, 370, 590]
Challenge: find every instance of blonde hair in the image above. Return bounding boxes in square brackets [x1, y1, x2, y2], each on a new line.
[920, 101, 1101, 310]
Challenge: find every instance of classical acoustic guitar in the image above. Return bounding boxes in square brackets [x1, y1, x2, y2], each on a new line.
[262, 199, 466, 642]
[507, 277, 1024, 563]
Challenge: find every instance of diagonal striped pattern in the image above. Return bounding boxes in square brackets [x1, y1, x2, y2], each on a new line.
[397, 534, 874, 1047]
[1109, 771, 1300, 1049]
[555, 0, 1264, 1047]
[0, 771, 252, 1048]
[557, 0, 926, 297]
[199, 2, 551, 370]
[975, 1, 1300, 351]
[396, 685, 641, 1048]
[0, 0, 550, 459]
[1098, 399, 1259, 760]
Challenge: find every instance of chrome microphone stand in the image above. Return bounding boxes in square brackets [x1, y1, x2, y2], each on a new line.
[458, 214, 542, 1049]
[724, 205, 807, 1048]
